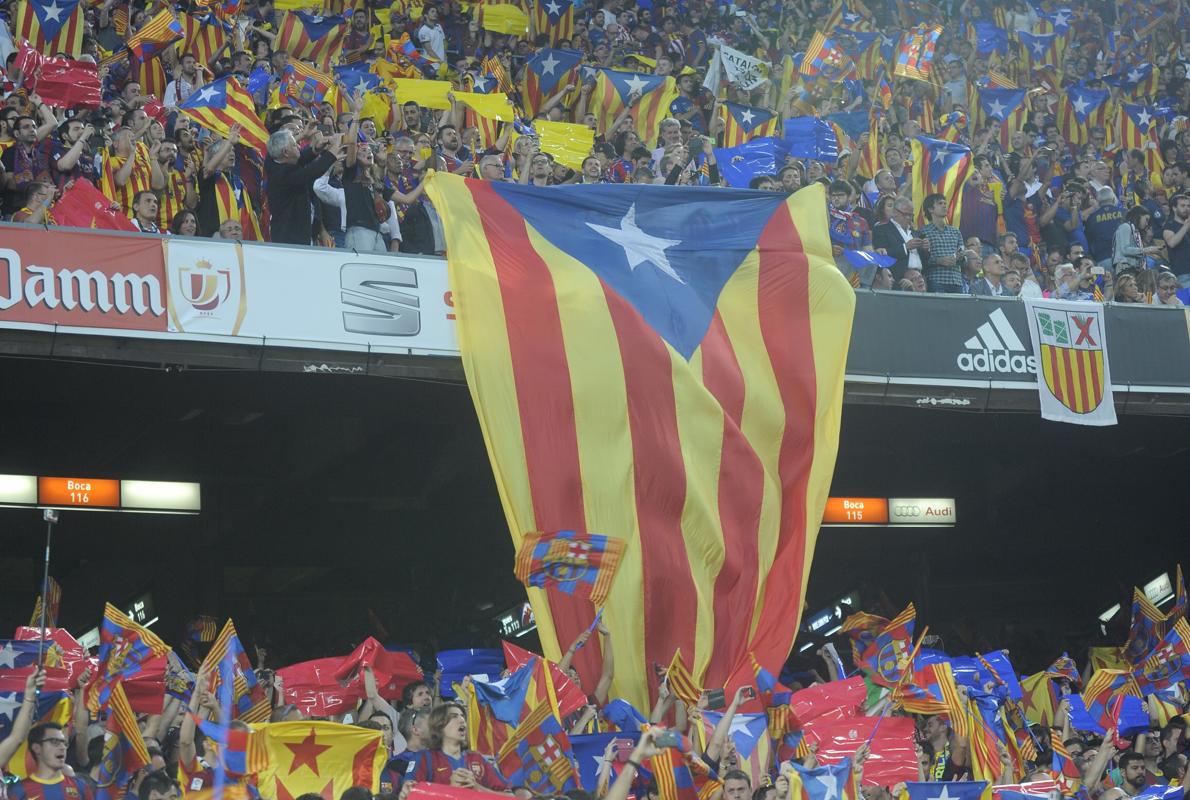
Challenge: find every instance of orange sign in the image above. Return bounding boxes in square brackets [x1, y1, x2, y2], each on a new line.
[822, 497, 889, 525]
[37, 477, 121, 509]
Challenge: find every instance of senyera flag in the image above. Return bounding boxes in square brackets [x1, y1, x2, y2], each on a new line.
[423, 173, 855, 708]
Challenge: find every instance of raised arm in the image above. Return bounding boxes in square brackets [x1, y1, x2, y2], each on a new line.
[705, 686, 750, 764]
[0, 670, 46, 766]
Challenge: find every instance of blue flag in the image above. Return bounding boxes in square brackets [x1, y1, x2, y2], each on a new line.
[436, 648, 504, 698]
[602, 698, 648, 732]
[973, 21, 1008, 55]
[1134, 787, 1184, 800]
[906, 782, 989, 800]
[470, 663, 534, 725]
[790, 760, 856, 800]
[844, 250, 895, 270]
[712, 137, 790, 188]
[783, 117, 839, 161]
[1066, 693, 1147, 736]
[334, 66, 381, 95]
[571, 731, 641, 791]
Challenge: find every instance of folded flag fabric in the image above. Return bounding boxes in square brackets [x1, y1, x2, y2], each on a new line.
[514, 530, 626, 606]
[802, 715, 918, 787]
[87, 602, 171, 713]
[906, 782, 988, 800]
[437, 649, 504, 699]
[277, 656, 365, 717]
[788, 676, 866, 728]
[333, 636, 423, 700]
[788, 758, 857, 800]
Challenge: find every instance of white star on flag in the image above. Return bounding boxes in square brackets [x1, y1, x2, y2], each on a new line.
[814, 772, 840, 800]
[1127, 69, 1144, 83]
[1136, 108, 1152, 128]
[1052, 9, 1071, 26]
[623, 74, 650, 95]
[587, 204, 685, 285]
[41, 1, 65, 22]
[933, 149, 948, 165]
[0, 693, 22, 723]
[0, 643, 19, 669]
[928, 786, 959, 800]
[473, 75, 488, 91]
[539, 52, 560, 75]
[352, 78, 371, 95]
[739, 108, 755, 125]
[1072, 95, 1090, 115]
[545, 0, 561, 15]
[1031, 41, 1046, 56]
[193, 85, 220, 104]
[986, 99, 1007, 119]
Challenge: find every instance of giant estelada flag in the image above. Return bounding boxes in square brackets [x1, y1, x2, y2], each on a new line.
[425, 174, 855, 707]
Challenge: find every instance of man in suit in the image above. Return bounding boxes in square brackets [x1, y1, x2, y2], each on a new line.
[872, 195, 929, 283]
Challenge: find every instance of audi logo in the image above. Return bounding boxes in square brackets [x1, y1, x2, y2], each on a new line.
[894, 505, 924, 516]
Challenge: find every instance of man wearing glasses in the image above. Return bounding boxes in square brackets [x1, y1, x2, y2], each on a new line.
[9, 723, 93, 800]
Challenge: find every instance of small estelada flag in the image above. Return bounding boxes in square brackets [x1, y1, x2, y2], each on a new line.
[1024, 300, 1117, 426]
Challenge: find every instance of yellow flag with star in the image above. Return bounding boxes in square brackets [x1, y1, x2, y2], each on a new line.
[250, 721, 385, 799]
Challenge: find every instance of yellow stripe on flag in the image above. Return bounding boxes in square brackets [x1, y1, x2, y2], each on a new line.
[521, 226, 647, 687]
[392, 78, 453, 109]
[536, 120, 594, 171]
[454, 91, 515, 121]
[479, 4, 529, 34]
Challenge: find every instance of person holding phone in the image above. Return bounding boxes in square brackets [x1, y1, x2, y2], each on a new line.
[559, 617, 615, 706]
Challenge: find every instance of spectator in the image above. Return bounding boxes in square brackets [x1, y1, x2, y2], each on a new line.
[1152, 271, 1186, 306]
[1113, 205, 1160, 273]
[265, 128, 340, 245]
[972, 253, 1007, 296]
[130, 189, 162, 233]
[920, 193, 964, 293]
[11, 182, 54, 225]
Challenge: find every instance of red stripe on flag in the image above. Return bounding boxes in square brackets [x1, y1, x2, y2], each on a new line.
[1075, 348, 1090, 412]
[700, 312, 763, 683]
[603, 283, 698, 685]
[746, 202, 817, 670]
[1047, 345, 1064, 403]
[1088, 351, 1102, 407]
[1066, 347, 1085, 411]
[466, 181, 596, 676]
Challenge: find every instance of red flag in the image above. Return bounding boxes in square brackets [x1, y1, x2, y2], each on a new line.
[789, 677, 867, 728]
[14, 43, 101, 109]
[332, 637, 423, 700]
[122, 653, 168, 713]
[801, 715, 918, 787]
[278, 656, 364, 717]
[502, 640, 588, 718]
[408, 784, 491, 800]
[50, 179, 138, 231]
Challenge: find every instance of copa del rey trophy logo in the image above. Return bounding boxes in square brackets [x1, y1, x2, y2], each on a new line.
[165, 242, 248, 335]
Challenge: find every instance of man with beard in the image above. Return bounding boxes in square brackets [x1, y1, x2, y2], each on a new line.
[435, 124, 473, 174]
[155, 139, 196, 229]
[164, 54, 203, 108]
[52, 118, 99, 188]
[1161, 193, 1190, 274]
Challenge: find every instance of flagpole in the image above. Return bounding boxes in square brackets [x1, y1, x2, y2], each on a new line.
[35, 509, 59, 671]
[865, 624, 929, 745]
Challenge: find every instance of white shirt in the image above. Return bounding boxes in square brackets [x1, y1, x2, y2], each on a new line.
[891, 218, 923, 271]
[416, 22, 446, 60]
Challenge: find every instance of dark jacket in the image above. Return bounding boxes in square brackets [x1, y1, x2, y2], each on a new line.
[872, 220, 912, 281]
[265, 148, 337, 245]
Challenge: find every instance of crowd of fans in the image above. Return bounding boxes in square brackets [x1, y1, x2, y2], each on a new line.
[0, 0, 1189, 305]
[0, 599, 1187, 800]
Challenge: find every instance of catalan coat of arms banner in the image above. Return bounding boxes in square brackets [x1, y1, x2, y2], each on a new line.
[1023, 299, 1117, 426]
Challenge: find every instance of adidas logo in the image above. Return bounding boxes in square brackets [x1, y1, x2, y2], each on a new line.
[956, 308, 1038, 374]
